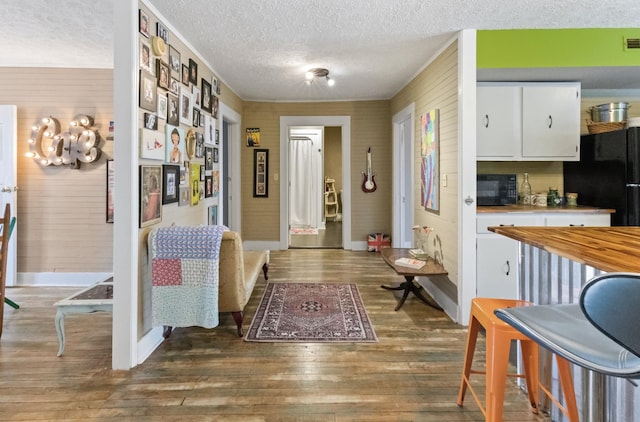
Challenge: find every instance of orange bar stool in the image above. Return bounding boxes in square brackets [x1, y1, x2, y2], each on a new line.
[457, 298, 540, 421]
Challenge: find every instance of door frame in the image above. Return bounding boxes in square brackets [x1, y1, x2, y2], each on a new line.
[0, 105, 17, 287]
[280, 116, 351, 250]
[220, 101, 241, 233]
[392, 103, 415, 248]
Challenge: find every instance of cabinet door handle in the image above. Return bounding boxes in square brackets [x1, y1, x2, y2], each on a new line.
[499, 224, 515, 227]
[504, 260, 510, 276]
[569, 224, 585, 227]
[548, 115, 553, 128]
[484, 114, 489, 128]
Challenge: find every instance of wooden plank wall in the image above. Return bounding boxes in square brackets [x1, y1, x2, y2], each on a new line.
[0, 67, 114, 275]
[390, 41, 460, 287]
[241, 101, 391, 243]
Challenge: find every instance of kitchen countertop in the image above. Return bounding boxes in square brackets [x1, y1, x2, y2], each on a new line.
[488, 226, 640, 273]
[477, 205, 615, 214]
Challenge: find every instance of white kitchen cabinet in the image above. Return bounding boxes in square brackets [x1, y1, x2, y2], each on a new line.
[476, 211, 610, 299]
[476, 214, 538, 299]
[476, 86, 520, 158]
[477, 82, 580, 161]
[521, 85, 580, 159]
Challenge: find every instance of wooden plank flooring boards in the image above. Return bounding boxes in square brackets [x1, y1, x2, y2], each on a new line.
[0, 250, 549, 421]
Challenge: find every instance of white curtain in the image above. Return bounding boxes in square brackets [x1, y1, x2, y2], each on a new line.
[289, 139, 315, 228]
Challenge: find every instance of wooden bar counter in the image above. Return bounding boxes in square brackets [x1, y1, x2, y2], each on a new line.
[488, 226, 640, 273]
[488, 225, 640, 422]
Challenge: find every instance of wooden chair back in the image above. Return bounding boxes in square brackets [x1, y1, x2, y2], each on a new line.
[0, 203, 11, 338]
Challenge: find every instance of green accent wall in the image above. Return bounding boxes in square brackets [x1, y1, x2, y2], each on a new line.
[478, 29, 640, 69]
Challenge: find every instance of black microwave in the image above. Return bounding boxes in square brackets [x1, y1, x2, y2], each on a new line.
[477, 174, 518, 206]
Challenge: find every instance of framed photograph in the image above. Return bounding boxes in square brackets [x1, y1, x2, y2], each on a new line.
[213, 147, 219, 163]
[139, 70, 157, 112]
[204, 147, 213, 170]
[156, 22, 168, 43]
[157, 92, 167, 120]
[139, 9, 150, 38]
[139, 165, 162, 228]
[165, 124, 185, 164]
[212, 171, 219, 197]
[106, 159, 114, 223]
[139, 39, 151, 72]
[179, 86, 192, 125]
[420, 108, 440, 214]
[200, 165, 205, 181]
[201, 79, 212, 112]
[212, 76, 219, 95]
[188, 58, 198, 84]
[204, 115, 214, 144]
[179, 185, 190, 206]
[181, 64, 190, 86]
[156, 60, 170, 90]
[140, 128, 164, 160]
[143, 112, 157, 130]
[169, 45, 180, 74]
[162, 164, 180, 205]
[215, 128, 219, 144]
[212, 95, 219, 119]
[190, 163, 200, 206]
[208, 205, 218, 225]
[253, 149, 268, 198]
[192, 107, 200, 127]
[170, 77, 180, 95]
[205, 175, 213, 198]
[166, 92, 179, 126]
[195, 132, 204, 157]
[192, 85, 201, 108]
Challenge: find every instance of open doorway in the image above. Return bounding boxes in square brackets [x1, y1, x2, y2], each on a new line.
[288, 126, 343, 248]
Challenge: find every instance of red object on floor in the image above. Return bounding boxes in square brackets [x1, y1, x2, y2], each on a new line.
[367, 233, 391, 252]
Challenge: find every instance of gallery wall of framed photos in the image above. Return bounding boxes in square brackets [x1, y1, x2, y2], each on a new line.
[137, 4, 223, 229]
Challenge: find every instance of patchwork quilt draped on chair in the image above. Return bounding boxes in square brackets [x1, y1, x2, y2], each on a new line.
[149, 225, 227, 329]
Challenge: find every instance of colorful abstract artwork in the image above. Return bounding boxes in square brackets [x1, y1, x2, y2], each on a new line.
[420, 109, 439, 213]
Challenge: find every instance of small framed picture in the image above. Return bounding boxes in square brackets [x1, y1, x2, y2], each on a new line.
[253, 149, 268, 198]
[179, 185, 190, 206]
[166, 92, 179, 126]
[162, 164, 180, 205]
[139, 9, 150, 38]
[212, 95, 219, 119]
[139, 128, 164, 161]
[208, 205, 218, 225]
[204, 147, 213, 170]
[204, 175, 213, 198]
[200, 165, 205, 181]
[143, 112, 157, 130]
[195, 132, 204, 158]
[170, 77, 180, 95]
[179, 87, 192, 125]
[188, 58, 198, 84]
[181, 64, 190, 86]
[192, 85, 201, 108]
[213, 147, 219, 163]
[156, 22, 169, 43]
[169, 45, 180, 74]
[192, 108, 200, 127]
[201, 79, 212, 113]
[156, 60, 170, 90]
[140, 165, 162, 228]
[212, 76, 219, 95]
[157, 91, 167, 120]
[139, 39, 151, 72]
[139, 70, 157, 112]
[215, 128, 219, 145]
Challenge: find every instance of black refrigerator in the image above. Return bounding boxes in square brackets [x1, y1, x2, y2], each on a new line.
[564, 127, 640, 226]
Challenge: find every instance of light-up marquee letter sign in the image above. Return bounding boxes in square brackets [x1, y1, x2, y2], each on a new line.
[27, 115, 101, 169]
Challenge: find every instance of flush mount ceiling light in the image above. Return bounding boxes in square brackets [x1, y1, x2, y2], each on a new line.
[305, 68, 335, 86]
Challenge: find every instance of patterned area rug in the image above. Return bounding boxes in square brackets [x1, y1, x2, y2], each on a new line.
[290, 227, 318, 235]
[245, 282, 378, 342]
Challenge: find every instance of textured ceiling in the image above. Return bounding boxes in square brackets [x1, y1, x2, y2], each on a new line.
[2, 0, 639, 101]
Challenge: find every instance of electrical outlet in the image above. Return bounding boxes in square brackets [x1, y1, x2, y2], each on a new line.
[442, 174, 448, 187]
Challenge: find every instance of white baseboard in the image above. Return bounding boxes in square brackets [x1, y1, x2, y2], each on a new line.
[137, 326, 164, 366]
[351, 241, 368, 251]
[18, 272, 113, 287]
[417, 276, 458, 323]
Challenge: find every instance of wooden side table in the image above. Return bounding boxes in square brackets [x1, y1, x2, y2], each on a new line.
[380, 248, 447, 311]
[54, 277, 113, 356]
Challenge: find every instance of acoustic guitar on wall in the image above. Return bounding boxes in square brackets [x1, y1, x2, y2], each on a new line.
[361, 146, 377, 193]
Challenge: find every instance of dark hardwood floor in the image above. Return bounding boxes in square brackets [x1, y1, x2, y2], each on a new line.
[0, 249, 549, 421]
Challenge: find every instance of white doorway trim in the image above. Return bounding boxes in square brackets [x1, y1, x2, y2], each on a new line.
[280, 116, 351, 250]
[392, 103, 415, 248]
[219, 102, 241, 233]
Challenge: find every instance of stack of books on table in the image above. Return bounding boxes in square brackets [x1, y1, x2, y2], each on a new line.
[409, 248, 429, 260]
[394, 257, 426, 269]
